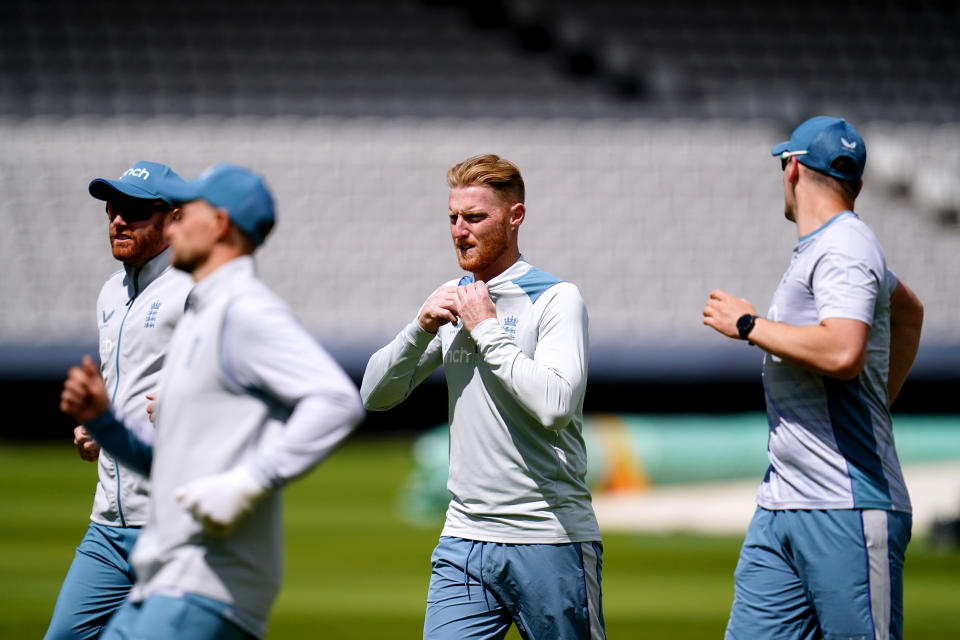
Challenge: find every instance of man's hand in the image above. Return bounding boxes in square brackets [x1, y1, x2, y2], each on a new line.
[175, 465, 271, 537]
[702, 289, 758, 339]
[417, 285, 460, 333]
[60, 356, 110, 424]
[73, 426, 100, 462]
[456, 281, 497, 333]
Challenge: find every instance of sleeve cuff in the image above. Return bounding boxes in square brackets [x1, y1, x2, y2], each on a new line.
[403, 321, 439, 348]
[470, 317, 504, 351]
[85, 409, 123, 436]
[247, 459, 282, 490]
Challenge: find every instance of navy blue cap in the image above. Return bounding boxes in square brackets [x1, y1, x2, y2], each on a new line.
[155, 163, 275, 246]
[771, 116, 866, 183]
[89, 160, 185, 204]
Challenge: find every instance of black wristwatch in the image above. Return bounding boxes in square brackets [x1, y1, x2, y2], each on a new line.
[736, 314, 758, 341]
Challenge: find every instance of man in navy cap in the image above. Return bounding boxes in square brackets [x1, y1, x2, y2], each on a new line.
[60, 164, 364, 639]
[703, 116, 924, 640]
[45, 161, 193, 640]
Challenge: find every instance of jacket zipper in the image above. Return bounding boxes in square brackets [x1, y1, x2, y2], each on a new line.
[110, 267, 142, 527]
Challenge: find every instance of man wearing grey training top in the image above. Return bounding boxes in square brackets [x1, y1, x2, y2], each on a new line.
[703, 117, 924, 640]
[61, 163, 364, 640]
[46, 160, 192, 640]
[362, 154, 605, 640]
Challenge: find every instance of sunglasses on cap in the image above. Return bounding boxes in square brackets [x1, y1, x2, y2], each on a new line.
[779, 150, 809, 170]
[106, 200, 172, 223]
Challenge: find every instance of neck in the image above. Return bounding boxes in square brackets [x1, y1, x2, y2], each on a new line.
[473, 247, 521, 283]
[192, 244, 247, 282]
[123, 246, 167, 271]
[793, 188, 854, 238]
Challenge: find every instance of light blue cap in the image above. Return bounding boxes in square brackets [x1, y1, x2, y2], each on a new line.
[89, 160, 184, 204]
[156, 163, 276, 246]
[771, 116, 866, 183]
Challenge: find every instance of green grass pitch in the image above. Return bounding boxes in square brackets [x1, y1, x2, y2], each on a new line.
[2, 437, 958, 638]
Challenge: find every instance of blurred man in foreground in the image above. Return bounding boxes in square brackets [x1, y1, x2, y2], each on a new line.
[703, 116, 924, 640]
[362, 154, 605, 640]
[62, 164, 364, 639]
[46, 161, 191, 639]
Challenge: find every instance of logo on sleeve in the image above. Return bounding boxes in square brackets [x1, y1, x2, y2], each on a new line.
[144, 300, 161, 328]
[101, 309, 115, 325]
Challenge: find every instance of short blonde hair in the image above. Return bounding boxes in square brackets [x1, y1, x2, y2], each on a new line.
[447, 154, 525, 204]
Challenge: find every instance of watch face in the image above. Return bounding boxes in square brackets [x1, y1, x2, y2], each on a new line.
[737, 314, 755, 339]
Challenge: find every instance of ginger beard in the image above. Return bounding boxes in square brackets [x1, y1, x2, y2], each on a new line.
[455, 218, 511, 274]
[110, 211, 169, 267]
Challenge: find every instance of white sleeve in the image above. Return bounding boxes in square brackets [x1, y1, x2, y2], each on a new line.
[360, 321, 443, 411]
[470, 284, 588, 431]
[221, 297, 364, 487]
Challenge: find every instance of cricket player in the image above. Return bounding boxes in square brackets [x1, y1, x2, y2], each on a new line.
[45, 161, 192, 639]
[61, 163, 364, 639]
[361, 154, 605, 640]
[703, 116, 924, 640]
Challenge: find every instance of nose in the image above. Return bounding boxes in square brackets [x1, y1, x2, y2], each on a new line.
[451, 216, 469, 237]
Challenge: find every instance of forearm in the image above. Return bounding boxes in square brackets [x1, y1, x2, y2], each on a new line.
[84, 410, 154, 475]
[360, 322, 440, 410]
[887, 280, 924, 404]
[249, 390, 364, 487]
[472, 319, 585, 430]
[748, 317, 868, 379]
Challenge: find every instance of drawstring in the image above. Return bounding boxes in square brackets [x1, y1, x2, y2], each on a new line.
[479, 542, 490, 611]
[463, 540, 492, 611]
[464, 540, 475, 600]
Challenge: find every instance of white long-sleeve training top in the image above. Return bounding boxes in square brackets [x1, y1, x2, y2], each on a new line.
[362, 257, 601, 544]
[87, 255, 364, 637]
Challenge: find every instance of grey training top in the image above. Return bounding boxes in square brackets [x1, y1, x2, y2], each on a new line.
[92, 247, 192, 527]
[757, 211, 910, 512]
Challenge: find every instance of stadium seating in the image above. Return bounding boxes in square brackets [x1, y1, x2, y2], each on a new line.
[1, 117, 957, 351]
[2, 0, 958, 122]
[0, 0, 957, 368]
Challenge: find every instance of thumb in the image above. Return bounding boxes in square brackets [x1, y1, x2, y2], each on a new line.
[82, 355, 98, 377]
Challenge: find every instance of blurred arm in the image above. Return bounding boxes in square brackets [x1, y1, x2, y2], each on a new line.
[60, 355, 153, 474]
[221, 298, 365, 487]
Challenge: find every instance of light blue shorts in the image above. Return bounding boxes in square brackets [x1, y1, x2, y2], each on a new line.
[424, 535, 605, 640]
[101, 593, 254, 640]
[44, 522, 140, 640]
[726, 507, 911, 640]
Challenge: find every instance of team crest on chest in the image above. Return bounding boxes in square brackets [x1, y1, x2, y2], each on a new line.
[144, 300, 161, 328]
[502, 315, 519, 339]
